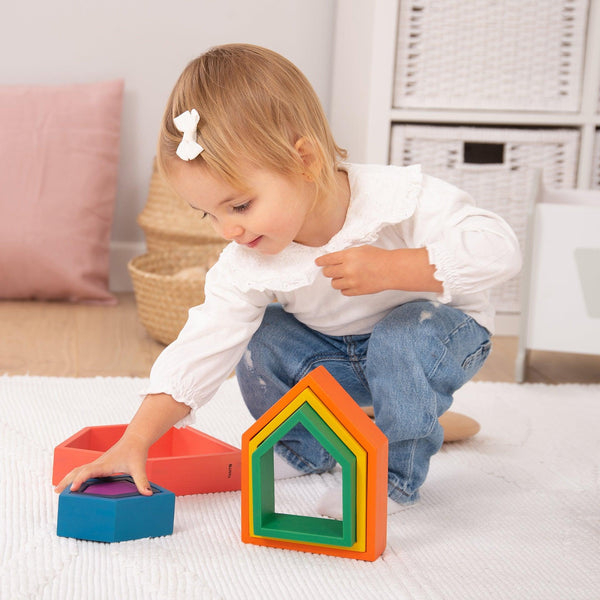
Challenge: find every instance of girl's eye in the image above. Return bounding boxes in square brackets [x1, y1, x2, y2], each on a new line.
[233, 200, 252, 213]
[188, 203, 210, 219]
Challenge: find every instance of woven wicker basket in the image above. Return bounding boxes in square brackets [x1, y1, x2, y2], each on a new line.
[390, 124, 580, 312]
[394, 0, 588, 112]
[138, 160, 225, 252]
[128, 245, 224, 345]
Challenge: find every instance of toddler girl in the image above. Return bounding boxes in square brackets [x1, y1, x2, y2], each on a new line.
[56, 44, 521, 516]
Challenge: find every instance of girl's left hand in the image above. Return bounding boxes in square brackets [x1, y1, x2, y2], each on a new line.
[315, 245, 391, 296]
[316, 245, 443, 296]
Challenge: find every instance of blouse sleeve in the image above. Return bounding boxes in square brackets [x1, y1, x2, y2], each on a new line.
[144, 260, 274, 426]
[404, 174, 522, 304]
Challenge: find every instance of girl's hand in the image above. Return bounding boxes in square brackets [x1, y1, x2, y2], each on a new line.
[54, 393, 190, 497]
[316, 245, 443, 296]
[315, 245, 391, 296]
[54, 433, 153, 496]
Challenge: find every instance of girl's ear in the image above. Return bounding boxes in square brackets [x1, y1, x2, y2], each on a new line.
[294, 137, 322, 182]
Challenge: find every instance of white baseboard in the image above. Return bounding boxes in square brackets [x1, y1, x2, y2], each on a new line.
[109, 241, 146, 292]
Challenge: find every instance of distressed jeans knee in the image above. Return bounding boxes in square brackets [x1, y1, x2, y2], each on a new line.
[367, 300, 491, 503]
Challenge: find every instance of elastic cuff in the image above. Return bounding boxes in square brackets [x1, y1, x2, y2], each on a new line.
[426, 243, 458, 304]
[139, 382, 198, 428]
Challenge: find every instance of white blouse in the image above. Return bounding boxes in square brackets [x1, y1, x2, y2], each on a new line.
[146, 163, 521, 421]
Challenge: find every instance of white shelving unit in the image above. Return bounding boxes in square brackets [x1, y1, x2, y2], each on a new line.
[330, 0, 600, 334]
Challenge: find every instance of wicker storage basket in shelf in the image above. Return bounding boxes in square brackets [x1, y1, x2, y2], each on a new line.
[137, 160, 225, 252]
[390, 124, 580, 313]
[394, 0, 588, 112]
[128, 245, 224, 345]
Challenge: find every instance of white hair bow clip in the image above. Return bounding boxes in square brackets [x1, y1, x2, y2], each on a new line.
[173, 109, 204, 161]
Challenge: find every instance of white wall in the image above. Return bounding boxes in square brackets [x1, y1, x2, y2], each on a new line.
[1, 0, 336, 288]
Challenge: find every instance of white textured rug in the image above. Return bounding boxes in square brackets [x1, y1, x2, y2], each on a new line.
[1, 375, 598, 600]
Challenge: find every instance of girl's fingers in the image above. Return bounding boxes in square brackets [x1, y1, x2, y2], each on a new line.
[130, 470, 153, 496]
[320, 266, 341, 279]
[315, 251, 344, 267]
[55, 467, 86, 493]
[55, 461, 114, 493]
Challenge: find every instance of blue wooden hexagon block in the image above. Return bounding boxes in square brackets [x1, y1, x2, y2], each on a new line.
[57, 475, 175, 542]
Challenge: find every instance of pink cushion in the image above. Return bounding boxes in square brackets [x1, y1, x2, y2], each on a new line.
[0, 80, 124, 304]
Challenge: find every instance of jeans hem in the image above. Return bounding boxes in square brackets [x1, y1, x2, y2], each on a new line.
[388, 486, 421, 506]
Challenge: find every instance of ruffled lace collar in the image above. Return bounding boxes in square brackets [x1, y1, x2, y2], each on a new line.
[219, 163, 423, 292]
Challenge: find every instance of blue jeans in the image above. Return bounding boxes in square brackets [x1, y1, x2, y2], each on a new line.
[236, 301, 491, 505]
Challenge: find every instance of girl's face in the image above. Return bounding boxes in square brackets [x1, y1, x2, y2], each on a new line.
[170, 162, 318, 255]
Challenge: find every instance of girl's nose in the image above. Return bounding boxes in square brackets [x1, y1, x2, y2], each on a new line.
[220, 220, 244, 241]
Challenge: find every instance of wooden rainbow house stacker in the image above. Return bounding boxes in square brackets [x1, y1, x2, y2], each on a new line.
[242, 366, 388, 562]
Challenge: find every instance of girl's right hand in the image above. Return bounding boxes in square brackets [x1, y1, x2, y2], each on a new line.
[54, 433, 153, 496]
[54, 392, 191, 497]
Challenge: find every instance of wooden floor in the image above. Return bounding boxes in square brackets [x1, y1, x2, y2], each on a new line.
[1, 292, 599, 383]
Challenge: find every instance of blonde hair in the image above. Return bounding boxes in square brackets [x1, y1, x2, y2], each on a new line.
[157, 44, 347, 199]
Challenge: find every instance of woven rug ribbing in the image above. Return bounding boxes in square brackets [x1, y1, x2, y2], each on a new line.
[1, 375, 598, 600]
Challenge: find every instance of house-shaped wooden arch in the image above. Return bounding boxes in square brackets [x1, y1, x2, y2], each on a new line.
[241, 366, 388, 561]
